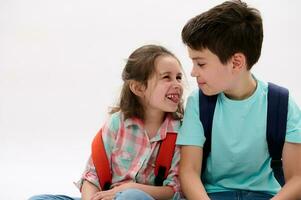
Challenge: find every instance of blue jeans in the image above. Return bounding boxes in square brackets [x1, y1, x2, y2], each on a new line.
[28, 195, 80, 200]
[208, 190, 274, 200]
[28, 189, 154, 200]
[115, 189, 154, 200]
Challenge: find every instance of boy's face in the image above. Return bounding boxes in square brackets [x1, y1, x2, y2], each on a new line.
[188, 47, 236, 96]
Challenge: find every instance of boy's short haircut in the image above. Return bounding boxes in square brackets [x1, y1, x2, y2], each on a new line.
[182, 0, 263, 69]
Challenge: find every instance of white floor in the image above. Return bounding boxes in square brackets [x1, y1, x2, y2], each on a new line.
[1, 1, 301, 200]
[1, 133, 93, 200]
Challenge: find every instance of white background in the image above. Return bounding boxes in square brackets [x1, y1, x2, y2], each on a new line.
[1, 0, 300, 199]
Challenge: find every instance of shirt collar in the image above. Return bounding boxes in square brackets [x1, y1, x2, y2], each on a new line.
[124, 114, 177, 142]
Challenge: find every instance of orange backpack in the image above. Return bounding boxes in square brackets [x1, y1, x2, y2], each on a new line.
[91, 129, 177, 190]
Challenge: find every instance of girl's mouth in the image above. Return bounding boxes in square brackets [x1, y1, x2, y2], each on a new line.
[166, 93, 180, 103]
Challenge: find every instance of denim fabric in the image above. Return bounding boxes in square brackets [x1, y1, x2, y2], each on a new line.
[28, 194, 80, 200]
[114, 189, 155, 200]
[208, 190, 274, 200]
[28, 189, 155, 200]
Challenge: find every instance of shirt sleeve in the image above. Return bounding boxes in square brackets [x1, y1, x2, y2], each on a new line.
[286, 95, 301, 143]
[162, 145, 181, 193]
[75, 156, 100, 191]
[176, 90, 206, 147]
[75, 113, 120, 191]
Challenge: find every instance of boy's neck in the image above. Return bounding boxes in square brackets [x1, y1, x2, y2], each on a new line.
[224, 72, 257, 100]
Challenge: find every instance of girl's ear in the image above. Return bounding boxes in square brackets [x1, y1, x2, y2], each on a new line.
[232, 52, 246, 71]
[129, 80, 145, 97]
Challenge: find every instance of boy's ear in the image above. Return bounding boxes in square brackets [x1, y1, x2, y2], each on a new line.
[129, 80, 145, 97]
[232, 53, 246, 71]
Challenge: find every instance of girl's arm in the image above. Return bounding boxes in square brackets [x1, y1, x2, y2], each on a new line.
[179, 146, 210, 200]
[77, 157, 102, 200]
[91, 182, 174, 200]
[81, 180, 100, 200]
[92, 146, 180, 200]
[79, 115, 118, 198]
[272, 142, 301, 200]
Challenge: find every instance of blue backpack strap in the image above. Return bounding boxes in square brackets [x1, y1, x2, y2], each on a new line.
[199, 90, 218, 176]
[267, 82, 289, 186]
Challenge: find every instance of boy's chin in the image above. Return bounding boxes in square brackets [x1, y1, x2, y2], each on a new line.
[200, 89, 219, 96]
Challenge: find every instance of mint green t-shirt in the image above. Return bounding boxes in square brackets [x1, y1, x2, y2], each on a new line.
[176, 79, 301, 195]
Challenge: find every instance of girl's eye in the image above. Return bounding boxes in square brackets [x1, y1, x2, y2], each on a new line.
[176, 76, 182, 81]
[163, 76, 170, 79]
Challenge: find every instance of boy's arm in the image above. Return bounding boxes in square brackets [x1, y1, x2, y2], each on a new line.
[272, 142, 301, 200]
[179, 146, 210, 200]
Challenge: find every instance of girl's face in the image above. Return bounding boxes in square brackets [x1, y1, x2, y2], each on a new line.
[142, 55, 183, 115]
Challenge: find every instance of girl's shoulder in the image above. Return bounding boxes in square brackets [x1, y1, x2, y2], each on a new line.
[106, 111, 123, 132]
[166, 114, 182, 133]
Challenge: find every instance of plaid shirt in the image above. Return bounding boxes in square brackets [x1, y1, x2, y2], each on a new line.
[76, 111, 181, 193]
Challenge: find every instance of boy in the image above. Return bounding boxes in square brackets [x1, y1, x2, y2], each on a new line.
[176, 1, 301, 200]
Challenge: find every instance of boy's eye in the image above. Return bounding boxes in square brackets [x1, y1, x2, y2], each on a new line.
[197, 63, 205, 67]
[176, 75, 182, 80]
[163, 76, 170, 79]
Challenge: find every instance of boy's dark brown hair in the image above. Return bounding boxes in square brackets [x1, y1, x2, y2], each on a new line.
[111, 44, 184, 120]
[182, 0, 263, 69]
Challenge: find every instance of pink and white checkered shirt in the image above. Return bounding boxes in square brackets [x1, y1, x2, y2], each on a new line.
[76, 111, 181, 193]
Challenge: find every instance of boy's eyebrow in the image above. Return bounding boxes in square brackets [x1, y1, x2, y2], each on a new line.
[191, 57, 205, 61]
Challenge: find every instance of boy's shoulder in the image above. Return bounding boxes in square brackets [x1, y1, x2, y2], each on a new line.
[188, 78, 270, 102]
[168, 116, 182, 132]
[187, 88, 200, 102]
[189, 88, 200, 97]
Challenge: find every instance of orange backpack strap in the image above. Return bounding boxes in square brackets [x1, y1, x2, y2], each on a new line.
[154, 132, 177, 186]
[91, 129, 112, 190]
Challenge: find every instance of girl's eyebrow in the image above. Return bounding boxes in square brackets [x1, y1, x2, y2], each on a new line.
[159, 72, 183, 76]
[159, 72, 171, 75]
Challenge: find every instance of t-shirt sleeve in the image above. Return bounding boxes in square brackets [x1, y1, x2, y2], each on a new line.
[176, 90, 206, 147]
[285, 95, 301, 143]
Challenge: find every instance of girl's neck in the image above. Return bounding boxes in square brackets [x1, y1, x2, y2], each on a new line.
[143, 110, 165, 139]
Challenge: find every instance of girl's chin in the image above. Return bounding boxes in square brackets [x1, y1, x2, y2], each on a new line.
[165, 107, 178, 113]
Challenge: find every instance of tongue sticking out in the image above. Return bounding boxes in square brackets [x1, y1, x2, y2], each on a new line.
[167, 94, 180, 103]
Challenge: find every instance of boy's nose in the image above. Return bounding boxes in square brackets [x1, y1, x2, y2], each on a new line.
[191, 66, 198, 77]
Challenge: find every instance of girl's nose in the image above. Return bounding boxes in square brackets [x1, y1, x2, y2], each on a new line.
[173, 80, 182, 89]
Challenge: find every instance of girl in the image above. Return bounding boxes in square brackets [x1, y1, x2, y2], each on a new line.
[29, 44, 184, 200]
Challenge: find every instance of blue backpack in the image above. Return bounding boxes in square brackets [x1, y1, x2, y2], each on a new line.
[199, 82, 289, 186]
